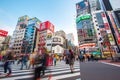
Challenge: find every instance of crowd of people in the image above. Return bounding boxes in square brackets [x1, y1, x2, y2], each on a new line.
[0, 48, 96, 80]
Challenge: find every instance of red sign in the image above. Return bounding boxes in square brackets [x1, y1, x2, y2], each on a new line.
[104, 23, 110, 30]
[0, 29, 8, 37]
[40, 21, 54, 32]
[101, 13, 105, 17]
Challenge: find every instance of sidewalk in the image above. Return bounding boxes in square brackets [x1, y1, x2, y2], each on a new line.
[99, 59, 120, 67]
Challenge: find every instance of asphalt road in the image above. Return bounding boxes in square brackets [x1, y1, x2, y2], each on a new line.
[80, 61, 120, 80]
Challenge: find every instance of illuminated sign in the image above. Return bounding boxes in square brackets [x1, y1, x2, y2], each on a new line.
[47, 33, 52, 39]
[0, 29, 8, 37]
[40, 21, 54, 32]
[76, 15, 91, 23]
[76, 1, 88, 10]
[79, 43, 96, 49]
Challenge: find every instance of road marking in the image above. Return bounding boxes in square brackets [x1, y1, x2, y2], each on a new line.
[76, 78, 81, 80]
[101, 62, 120, 67]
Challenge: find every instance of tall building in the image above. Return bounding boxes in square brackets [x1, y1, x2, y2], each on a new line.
[76, 0, 90, 17]
[107, 9, 120, 52]
[37, 21, 54, 53]
[92, 10, 116, 56]
[51, 35, 65, 55]
[23, 17, 41, 54]
[66, 33, 75, 47]
[54, 30, 67, 49]
[88, 0, 101, 12]
[100, 0, 113, 11]
[11, 15, 29, 55]
[11, 15, 41, 55]
[76, 0, 97, 52]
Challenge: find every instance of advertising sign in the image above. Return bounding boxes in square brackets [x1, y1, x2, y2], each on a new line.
[47, 33, 52, 39]
[40, 21, 54, 32]
[79, 43, 96, 49]
[0, 29, 8, 37]
[76, 0, 88, 10]
[76, 15, 91, 23]
[77, 29, 84, 36]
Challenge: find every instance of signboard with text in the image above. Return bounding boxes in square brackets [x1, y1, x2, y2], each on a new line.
[40, 21, 54, 32]
[0, 29, 8, 37]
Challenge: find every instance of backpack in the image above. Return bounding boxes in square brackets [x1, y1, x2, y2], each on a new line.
[34, 55, 42, 65]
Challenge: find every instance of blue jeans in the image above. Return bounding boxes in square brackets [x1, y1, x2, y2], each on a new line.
[4, 61, 11, 74]
[21, 61, 27, 70]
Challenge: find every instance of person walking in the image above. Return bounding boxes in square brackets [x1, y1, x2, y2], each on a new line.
[4, 52, 13, 76]
[68, 49, 75, 73]
[20, 54, 28, 70]
[34, 48, 48, 80]
[53, 56, 57, 66]
[28, 53, 35, 69]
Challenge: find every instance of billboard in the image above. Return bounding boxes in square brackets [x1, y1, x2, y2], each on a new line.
[76, 0, 88, 10]
[40, 21, 54, 32]
[108, 12, 120, 44]
[0, 29, 8, 37]
[79, 43, 96, 49]
[76, 15, 91, 23]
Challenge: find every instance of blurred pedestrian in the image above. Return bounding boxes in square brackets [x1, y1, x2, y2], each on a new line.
[34, 48, 48, 80]
[4, 52, 13, 76]
[20, 54, 28, 70]
[28, 53, 35, 69]
[53, 56, 57, 66]
[68, 49, 75, 73]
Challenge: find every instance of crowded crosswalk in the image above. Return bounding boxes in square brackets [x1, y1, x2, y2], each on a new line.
[0, 61, 81, 80]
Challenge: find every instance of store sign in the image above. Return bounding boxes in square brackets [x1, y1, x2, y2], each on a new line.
[0, 29, 8, 37]
[40, 23, 46, 31]
[40, 21, 54, 32]
[76, 15, 91, 23]
[47, 33, 52, 39]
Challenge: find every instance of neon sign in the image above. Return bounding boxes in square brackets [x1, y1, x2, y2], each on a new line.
[76, 15, 91, 23]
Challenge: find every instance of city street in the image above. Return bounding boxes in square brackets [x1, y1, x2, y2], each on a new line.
[0, 60, 120, 80]
[0, 61, 80, 80]
[80, 61, 120, 80]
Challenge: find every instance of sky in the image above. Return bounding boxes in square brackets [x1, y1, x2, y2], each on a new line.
[0, 0, 120, 46]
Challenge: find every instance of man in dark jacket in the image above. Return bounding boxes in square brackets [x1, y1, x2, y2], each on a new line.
[4, 52, 13, 76]
[34, 48, 48, 80]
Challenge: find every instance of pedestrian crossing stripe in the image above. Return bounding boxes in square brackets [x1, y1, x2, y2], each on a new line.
[0, 61, 81, 80]
[76, 78, 81, 80]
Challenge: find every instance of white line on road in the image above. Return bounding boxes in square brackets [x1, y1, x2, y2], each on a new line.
[101, 62, 120, 67]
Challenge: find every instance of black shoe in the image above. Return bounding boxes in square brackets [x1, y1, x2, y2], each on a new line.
[71, 71, 73, 73]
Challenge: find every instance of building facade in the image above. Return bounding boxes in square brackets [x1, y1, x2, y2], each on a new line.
[38, 21, 54, 53]
[92, 10, 116, 56]
[11, 15, 41, 55]
[76, 0, 97, 53]
[54, 30, 67, 49]
[66, 33, 75, 48]
[0, 29, 8, 51]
